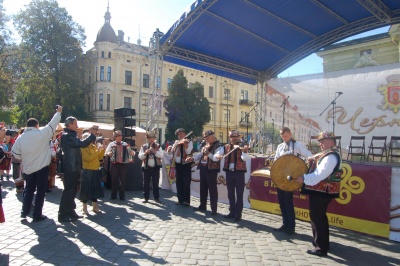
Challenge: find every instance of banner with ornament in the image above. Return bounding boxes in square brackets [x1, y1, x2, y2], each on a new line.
[267, 63, 400, 150]
[250, 162, 392, 238]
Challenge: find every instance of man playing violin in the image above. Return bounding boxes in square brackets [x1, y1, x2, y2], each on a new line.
[219, 130, 250, 222]
[274, 127, 312, 235]
[167, 128, 193, 206]
[296, 131, 342, 257]
[186, 130, 224, 215]
[138, 131, 163, 203]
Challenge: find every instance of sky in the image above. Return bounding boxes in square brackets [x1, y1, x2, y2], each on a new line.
[3, 0, 390, 78]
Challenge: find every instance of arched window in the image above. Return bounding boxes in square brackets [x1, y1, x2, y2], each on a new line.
[101, 51, 105, 58]
[108, 52, 111, 58]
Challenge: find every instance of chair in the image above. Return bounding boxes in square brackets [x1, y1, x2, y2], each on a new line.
[347, 136, 366, 161]
[388, 136, 400, 163]
[333, 136, 342, 156]
[308, 135, 320, 154]
[367, 136, 387, 162]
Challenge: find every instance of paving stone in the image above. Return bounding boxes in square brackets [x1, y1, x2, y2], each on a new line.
[0, 179, 399, 266]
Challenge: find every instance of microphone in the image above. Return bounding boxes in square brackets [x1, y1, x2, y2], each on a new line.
[337, 92, 343, 95]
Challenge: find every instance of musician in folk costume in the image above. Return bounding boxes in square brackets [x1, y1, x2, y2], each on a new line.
[186, 130, 224, 215]
[274, 127, 312, 235]
[138, 131, 163, 203]
[296, 131, 342, 257]
[105, 130, 135, 201]
[220, 130, 250, 222]
[166, 128, 193, 206]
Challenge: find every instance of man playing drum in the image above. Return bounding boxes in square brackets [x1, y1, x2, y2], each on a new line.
[273, 127, 312, 235]
[296, 131, 342, 257]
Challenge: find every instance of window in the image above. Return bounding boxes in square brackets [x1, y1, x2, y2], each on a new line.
[224, 89, 231, 100]
[88, 96, 91, 112]
[156, 101, 162, 115]
[99, 94, 103, 111]
[94, 94, 97, 110]
[124, 97, 132, 108]
[106, 94, 111, 111]
[241, 111, 248, 123]
[141, 98, 148, 113]
[125, 70, 132, 85]
[100, 66, 104, 81]
[107, 67, 111, 82]
[156, 76, 161, 89]
[167, 78, 172, 89]
[218, 132, 223, 142]
[210, 107, 214, 121]
[88, 71, 91, 84]
[95, 66, 98, 81]
[224, 109, 230, 122]
[143, 74, 149, 88]
[108, 51, 111, 58]
[209, 86, 214, 98]
[241, 89, 248, 100]
[101, 51, 104, 58]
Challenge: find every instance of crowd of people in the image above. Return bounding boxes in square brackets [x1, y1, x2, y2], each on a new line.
[0, 106, 342, 257]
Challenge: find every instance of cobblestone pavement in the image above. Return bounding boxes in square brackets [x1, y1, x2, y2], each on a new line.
[0, 178, 399, 266]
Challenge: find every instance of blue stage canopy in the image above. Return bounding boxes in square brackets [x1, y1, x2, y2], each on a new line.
[160, 0, 400, 84]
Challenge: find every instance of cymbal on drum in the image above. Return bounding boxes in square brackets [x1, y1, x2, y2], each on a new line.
[270, 154, 308, 192]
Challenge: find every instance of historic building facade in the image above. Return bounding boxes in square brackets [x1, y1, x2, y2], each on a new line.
[317, 24, 400, 72]
[85, 6, 319, 146]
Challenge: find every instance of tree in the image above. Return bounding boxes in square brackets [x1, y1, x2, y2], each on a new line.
[164, 69, 211, 140]
[13, 0, 90, 125]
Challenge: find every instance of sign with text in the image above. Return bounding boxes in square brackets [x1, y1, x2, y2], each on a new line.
[250, 162, 392, 238]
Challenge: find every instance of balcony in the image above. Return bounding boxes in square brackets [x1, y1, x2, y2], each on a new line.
[239, 99, 254, 106]
[239, 121, 253, 128]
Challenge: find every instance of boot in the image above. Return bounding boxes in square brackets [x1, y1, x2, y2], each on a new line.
[82, 203, 89, 215]
[92, 202, 102, 214]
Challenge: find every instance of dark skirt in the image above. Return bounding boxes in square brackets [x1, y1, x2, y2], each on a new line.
[78, 169, 104, 201]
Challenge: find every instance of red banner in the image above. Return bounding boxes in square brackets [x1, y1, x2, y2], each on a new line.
[249, 162, 392, 237]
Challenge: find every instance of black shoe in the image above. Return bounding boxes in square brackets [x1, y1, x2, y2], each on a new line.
[33, 215, 47, 222]
[120, 197, 125, 201]
[284, 228, 295, 235]
[142, 199, 149, 203]
[307, 249, 327, 257]
[154, 199, 161, 203]
[110, 196, 117, 200]
[211, 211, 217, 215]
[223, 213, 235, 219]
[58, 216, 76, 223]
[273, 225, 287, 232]
[175, 202, 183, 205]
[21, 213, 28, 219]
[193, 206, 206, 212]
[183, 202, 190, 207]
[234, 217, 242, 222]
[70, 210, 83, 219]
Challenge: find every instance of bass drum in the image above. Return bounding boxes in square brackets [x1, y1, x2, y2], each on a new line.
[270, 154, 308, 192]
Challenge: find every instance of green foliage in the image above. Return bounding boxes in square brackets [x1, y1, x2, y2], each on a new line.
[164, 69, 211, 140]
[12, 0, 89, 125]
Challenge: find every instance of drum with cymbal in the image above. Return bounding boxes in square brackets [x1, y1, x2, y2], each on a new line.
[270, 154, 308, 192]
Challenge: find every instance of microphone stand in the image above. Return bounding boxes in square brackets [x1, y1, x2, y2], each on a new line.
[319, 92, 343, 134]
[280, 96, 289, 128]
